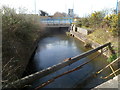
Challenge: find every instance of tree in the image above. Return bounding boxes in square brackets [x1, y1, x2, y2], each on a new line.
[18, 7, 28, 14]
[89, 11, 105, 28]
[53, 12, 67, 17]
[61, 12, 68, 17]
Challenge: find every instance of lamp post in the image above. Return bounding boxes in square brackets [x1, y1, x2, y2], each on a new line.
[73, 0, 74, 18]
[34, 0, 36, 14]
[116, 0, 118, 14]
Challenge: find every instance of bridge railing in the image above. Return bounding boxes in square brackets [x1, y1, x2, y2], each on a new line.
[40, 17, 74, 24]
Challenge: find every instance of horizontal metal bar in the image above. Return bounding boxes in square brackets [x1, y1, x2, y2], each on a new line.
[102, 68, 120, 79]
[96, 57, 120, 74]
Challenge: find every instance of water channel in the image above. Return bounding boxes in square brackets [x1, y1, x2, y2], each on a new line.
[25, 29, 112, 89]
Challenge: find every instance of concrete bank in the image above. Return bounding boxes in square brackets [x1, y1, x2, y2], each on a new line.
[92, 74, 120, 89]
[69, 24, 112, 57]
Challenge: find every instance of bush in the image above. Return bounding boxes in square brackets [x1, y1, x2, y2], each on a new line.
[2, 7, 41, 41]
[2, 7, 42, 62]
[89, 11, 105, 28]
[76, 10, 119, 37]
[2, 6, 42, 61]
[2, 6, 43, 84]
[76, 11, 106, 28]
[107, 54, 117, 62]
[76, 17, 90, 27]
[103, 14, 118, 36]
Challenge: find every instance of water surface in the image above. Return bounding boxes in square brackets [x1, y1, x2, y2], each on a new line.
[31, 32, 111, 88]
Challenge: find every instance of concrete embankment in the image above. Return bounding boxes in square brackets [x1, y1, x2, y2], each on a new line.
[92, 74, 120, 89]
[69, 24, 112, 57]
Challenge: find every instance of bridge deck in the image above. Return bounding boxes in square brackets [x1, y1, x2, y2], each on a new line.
[43, 24, 71, 27]
[40, 17, 73, 27]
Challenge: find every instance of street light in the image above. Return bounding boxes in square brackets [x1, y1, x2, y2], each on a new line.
[116, 0, 118, 14]
[34, 0, 36, 14]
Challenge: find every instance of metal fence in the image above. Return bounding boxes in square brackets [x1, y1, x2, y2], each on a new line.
[40, 17, 73, 24]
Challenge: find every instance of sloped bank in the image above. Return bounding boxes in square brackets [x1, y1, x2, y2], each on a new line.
[3, 30, 42, 80]
[2, 26, 49, 88]
[69, 24, 115, 57]
[2, 10, 48, 88]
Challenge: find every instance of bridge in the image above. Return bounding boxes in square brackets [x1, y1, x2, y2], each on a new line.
[40, 17, 74, 27]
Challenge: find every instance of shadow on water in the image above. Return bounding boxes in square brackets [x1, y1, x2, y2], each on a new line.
[23, 27, 69, 74]
[23, 27, 112, 89]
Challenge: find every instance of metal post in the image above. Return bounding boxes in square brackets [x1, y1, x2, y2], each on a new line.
[34, 0, 36, 14]
[58, 18, 60, 24]
[116, 0, 118, 14]
[109, 65, 117, 77]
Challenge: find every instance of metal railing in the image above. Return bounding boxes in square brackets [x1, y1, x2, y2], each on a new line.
[96, 57, 120, 79]
[4, 42, 112, 88]
[40, 17, 73, 24]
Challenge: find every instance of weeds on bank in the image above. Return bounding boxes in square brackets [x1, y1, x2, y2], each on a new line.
[2, 6, 43, 85]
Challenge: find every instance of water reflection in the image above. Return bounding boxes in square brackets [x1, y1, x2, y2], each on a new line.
[32, 33, 111, 88]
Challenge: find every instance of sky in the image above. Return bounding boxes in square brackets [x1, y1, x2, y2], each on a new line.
[0, 0, 119, 17]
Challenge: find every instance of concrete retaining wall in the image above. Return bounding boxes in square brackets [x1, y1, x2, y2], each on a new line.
[70, 24, 92, 35]
[69, 26, 111, 57]
[77, 27, 88, 35]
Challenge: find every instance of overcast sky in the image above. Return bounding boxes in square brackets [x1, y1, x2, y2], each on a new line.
[0, 0, 119, 17]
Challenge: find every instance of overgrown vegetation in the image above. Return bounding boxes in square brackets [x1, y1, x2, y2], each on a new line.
[76, 9, 119, 62]
[2, 6, 44, 86]
[107, 54, 117, 62]
[76, 10, 119, 36]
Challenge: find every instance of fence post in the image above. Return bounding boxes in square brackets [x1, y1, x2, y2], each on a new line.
[108, 43, 116, 54]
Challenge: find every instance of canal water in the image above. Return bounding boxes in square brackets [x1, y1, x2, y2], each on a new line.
[26, 29, 112, 89]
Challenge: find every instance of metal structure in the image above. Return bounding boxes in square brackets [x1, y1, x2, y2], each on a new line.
[96, 57, 120, 79]
[40, 17, 73, 25]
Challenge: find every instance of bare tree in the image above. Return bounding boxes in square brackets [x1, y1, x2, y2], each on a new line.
[53, 12, 68, 17]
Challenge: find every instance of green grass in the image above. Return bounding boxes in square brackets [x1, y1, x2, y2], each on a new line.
[81, 26, 92, 30]
[66, 32, 71, 36]
[107, 54, 117, 62]
[87, 28, 118, 53]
